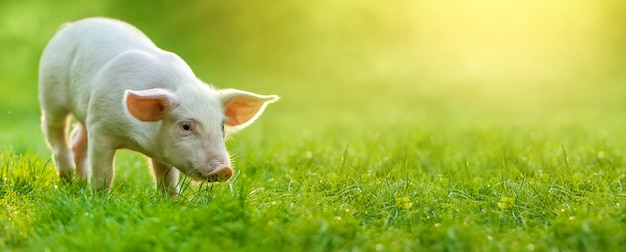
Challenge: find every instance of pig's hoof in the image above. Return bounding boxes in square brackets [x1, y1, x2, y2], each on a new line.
[59, 172, 74, 184]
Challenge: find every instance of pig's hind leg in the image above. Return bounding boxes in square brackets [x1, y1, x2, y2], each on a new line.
[70, 123, 89, 180]
[41, 110, 75, 181]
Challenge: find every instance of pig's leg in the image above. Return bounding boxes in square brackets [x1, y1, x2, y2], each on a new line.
[41, 111, 75, 181]
[151, 159, 180, 197]
[88, 133, 117, 191]
[70, 123, 89, 180]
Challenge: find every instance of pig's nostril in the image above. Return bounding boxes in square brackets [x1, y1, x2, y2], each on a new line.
[207, 167, 233, 182]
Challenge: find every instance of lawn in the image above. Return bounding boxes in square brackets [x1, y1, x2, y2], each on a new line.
[2, 0, 626, 251]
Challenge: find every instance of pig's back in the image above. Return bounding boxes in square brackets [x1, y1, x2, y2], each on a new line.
[41, 17, 158, 86]
[39, 17, 160, 122]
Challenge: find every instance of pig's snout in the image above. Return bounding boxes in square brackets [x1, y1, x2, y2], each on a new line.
[206, 166, 233, 182]
[188, 156, 233, 182]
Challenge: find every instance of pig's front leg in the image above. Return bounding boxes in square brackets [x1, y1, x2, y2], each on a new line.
[88, 133, 117, 192]
[151, 159, 180, 197]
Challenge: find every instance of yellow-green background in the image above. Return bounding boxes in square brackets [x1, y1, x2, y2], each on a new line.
[2, 0, 626, 155]
[2, 1, 626, 250]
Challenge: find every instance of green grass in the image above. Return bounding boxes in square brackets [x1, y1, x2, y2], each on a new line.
[2, 119, 626, 251]
[2, 0, 626, 251]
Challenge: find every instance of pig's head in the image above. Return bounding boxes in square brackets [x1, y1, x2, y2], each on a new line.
[123, 86, 278, 182]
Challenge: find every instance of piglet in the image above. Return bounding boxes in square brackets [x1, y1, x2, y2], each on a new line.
[38, 17, 278, 195]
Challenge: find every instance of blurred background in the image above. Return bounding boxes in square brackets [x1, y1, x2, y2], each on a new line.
[1, 0, 626, 155]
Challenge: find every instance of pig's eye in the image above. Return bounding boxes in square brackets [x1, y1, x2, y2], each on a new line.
[182, 122, 192, 131]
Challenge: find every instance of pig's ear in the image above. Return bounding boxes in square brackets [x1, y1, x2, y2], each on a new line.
[124, 88, 179, 122]
[219, 89, 279, 132]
